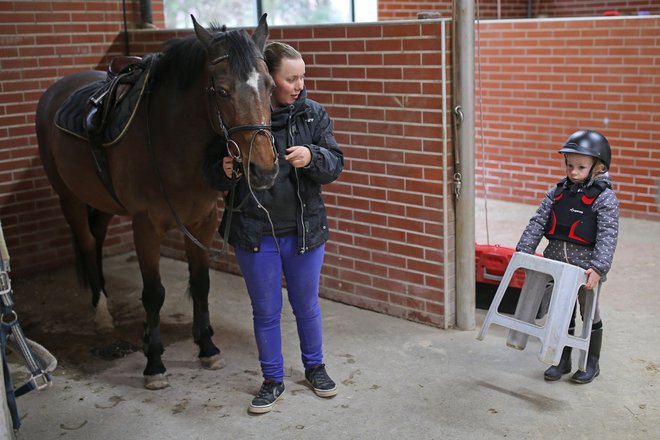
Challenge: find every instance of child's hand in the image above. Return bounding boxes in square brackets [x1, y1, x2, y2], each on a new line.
[584, 268, 601, 290]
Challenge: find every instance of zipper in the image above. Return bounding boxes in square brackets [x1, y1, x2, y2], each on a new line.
[287, 107, 306, 253]
[295, 168, 305, 253]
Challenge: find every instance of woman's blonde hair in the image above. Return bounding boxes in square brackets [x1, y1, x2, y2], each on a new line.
[264, 42, 302, 75]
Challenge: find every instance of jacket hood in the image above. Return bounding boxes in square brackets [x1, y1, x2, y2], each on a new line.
[591, 171, 612, 188]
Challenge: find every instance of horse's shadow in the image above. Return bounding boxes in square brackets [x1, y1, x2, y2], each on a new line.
[11, 256, 256, 386]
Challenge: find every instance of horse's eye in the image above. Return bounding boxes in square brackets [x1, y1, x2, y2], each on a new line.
[216, 88, 229, 98]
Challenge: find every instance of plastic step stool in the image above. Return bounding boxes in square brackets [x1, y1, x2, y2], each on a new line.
[477, 252, 600, 371]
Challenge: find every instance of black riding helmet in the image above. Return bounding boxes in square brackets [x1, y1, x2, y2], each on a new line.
[558, 130, 611, 169]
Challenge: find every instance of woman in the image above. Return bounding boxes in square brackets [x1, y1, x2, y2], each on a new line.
[205, 42, 343, 414]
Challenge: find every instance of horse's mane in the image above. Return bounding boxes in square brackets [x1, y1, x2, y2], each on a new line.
[152, 25, 262, 90]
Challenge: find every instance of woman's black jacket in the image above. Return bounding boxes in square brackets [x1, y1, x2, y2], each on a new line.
[203, 89, 343, 254]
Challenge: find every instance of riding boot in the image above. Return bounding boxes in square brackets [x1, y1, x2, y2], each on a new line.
[543, 329, 573, 381]
[571, 328, 602, 384]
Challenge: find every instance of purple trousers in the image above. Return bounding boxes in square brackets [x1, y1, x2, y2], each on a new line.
[235, 235, 325, 382]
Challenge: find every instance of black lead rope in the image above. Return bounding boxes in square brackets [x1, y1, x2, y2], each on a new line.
[216, 161, 243, 261]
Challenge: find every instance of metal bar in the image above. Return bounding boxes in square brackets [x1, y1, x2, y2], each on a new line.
[256, 0, 263, 23]
[453, 0, 476, 330]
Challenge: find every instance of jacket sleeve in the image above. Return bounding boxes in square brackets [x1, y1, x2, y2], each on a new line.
[300, 104, 343, 185]
[589, 188, 619, 276]
[515, 188, 554, 254]
[202, 138, 235, 191]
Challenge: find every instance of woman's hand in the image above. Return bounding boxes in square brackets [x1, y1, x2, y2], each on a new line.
[223, 156, 240, 178]
[585, 268, 601, 290]
[285, 146, 311, 168]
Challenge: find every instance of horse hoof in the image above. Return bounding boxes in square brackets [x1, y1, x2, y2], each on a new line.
[95, 322, 114, 335]
[94, 295, 114, 333]
[144, 374, 169, 390]
[200, 354, 224, 370]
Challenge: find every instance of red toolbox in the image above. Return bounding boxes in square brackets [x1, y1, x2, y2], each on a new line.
[475, 244, 526, 289]
[475, 244, 529, 313]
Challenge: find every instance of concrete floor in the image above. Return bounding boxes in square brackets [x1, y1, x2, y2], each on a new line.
[7, 199, 660, 440]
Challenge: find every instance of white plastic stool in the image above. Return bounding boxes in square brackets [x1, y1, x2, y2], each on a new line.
[477, 252, 600, 371]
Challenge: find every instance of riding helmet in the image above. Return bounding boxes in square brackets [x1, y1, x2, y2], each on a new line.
[558, 130, 611, 169]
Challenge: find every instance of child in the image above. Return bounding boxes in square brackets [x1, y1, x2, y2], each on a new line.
[515, 130, 619, 383]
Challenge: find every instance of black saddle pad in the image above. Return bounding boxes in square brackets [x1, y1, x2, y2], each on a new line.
[54, 80, 105, 140]
[55, 60, 152, 146]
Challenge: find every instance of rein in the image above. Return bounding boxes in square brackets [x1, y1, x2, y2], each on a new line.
[144, 89, 225, 257]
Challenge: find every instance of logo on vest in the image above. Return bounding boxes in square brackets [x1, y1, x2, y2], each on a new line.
[570, 208, 584, 214]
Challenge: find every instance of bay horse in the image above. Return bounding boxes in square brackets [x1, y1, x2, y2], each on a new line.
[35, 15, 278, 389]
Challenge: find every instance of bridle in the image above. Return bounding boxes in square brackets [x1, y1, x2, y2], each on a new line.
[206, 54, 282, 256]
[206, 53, 275, 166]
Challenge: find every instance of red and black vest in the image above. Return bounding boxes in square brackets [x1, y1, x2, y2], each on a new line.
[544, 179, 608, 246]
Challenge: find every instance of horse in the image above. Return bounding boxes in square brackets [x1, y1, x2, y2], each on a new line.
[34, 15, 279, 389]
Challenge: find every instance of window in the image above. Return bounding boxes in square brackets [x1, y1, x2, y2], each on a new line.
[164, 0, 377, 29]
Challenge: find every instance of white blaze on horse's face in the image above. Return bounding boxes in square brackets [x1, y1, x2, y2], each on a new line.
[247, 69, 260, 92]
[246, 68, 270, 125]
[247, 69, 261, 102]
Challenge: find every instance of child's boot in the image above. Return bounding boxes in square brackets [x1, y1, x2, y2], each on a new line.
[571, 328, 602, 384]
[544, 328, 573, 381]
[544, 346, 572, 381]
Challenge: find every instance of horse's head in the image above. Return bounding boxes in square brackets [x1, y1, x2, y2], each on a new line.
[192, 14, 278, 190]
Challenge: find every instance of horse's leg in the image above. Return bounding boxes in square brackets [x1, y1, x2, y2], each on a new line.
[58, 195, 114, 333]
[132, 214, 168, 390]
[88, 208, 114, 331]
[184, 218, 222, 370]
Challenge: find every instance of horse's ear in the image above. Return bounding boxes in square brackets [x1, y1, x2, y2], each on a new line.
[191, 14, 213, 51]
[252, 13, 269, 52]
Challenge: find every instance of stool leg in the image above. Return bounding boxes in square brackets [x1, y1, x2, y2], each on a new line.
[538, 264, 586, 366]
[507, 270, 551, 350]
[477, 259, 522, 341]
[576, 285, 600, 371]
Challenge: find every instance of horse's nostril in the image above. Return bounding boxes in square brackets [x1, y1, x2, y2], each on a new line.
[248, 161, 279, 189]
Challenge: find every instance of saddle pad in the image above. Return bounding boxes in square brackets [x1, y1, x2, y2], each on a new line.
[54, 80, 104, 141]
[55, 61, 152, 146]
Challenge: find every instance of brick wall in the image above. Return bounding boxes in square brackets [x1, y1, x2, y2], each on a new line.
[378, 0, 531, 20]
[378, 0, 659, 20]
[379, 0, 453, 20]
[0, 1, 163, 275]
[538, 1, 659, 17]
[477, 16, 660, 220]
[269, 22, 454, 328]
